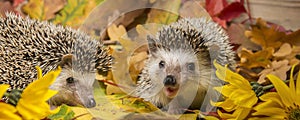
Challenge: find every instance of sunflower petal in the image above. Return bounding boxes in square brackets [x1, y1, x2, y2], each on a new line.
[0, 84, 9, 98]
[267, 74, 294, 107]
[252, 107, 286, 119]
[259, 92, 283, 107]
[289, 65, 296, 97]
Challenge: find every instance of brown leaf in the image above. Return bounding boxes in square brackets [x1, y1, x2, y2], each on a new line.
[238, 47, 274, 69]
[0, 1, 14, 17]
[129, 51, 148, 83]
[273, 43, 292, 58]
[44, 0, 66, 20]
[228, 23, 260, 52]
[258, 60, 291, 84]
[245, 18, 285, 49]
[284, 29, 300, 46]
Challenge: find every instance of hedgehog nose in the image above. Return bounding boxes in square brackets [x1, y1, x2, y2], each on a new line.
[163, 75, 176, 86]
[86, 98, 96, 108]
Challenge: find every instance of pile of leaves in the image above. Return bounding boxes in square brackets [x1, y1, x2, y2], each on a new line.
[1, 0, 300, 119]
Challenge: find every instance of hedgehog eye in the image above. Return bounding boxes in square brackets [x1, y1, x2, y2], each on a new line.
[66, 77, 74, 84]
[159, 61, 165, 69]
[187, 63, 195, 71]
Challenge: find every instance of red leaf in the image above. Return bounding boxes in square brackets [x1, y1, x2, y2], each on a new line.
[212, 17, 227, 29]
[218, 2, 247, 21]
[13, 0, 24, 7]
[205, 0, 228, 16]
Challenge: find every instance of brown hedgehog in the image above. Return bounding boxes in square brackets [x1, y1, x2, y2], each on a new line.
[134, 18, 235, 114]
[0, 13, 112, 108]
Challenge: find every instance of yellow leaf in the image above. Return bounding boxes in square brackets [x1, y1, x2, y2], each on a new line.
[22, 0, 44, 20]
[146, 0, 180, 24]
[107, 24, 128, 41]
[53, 0, 103, 28]
[238, 47, 274, 69]
[22, 0, 66, 20]
[245, 18, 285, 49]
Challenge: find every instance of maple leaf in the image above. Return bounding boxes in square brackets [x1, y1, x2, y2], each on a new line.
[238, 47, 274, 69]
[245, 18, 285, 49]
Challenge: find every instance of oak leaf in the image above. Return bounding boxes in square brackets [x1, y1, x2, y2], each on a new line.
[245, 18, 285, 49]
[238, 47, 274, 69]
[257, 60, 291, 84]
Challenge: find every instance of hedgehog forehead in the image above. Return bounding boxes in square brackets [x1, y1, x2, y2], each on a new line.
[155, 48, 197, 66]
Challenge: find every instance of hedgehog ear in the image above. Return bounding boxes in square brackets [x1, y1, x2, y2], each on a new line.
[147, 35, 160, 55]
[58, 54, 73, 68]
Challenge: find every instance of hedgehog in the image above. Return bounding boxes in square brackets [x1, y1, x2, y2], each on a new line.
[133, 18, 235, 114]
[0, 13, 112, 108]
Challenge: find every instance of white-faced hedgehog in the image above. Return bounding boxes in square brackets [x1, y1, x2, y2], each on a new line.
[0, 13, 112, 108]
[134, 18, 235, 114]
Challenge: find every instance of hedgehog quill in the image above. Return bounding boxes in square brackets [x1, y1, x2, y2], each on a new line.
[134, 18, 235, 114]
[0, 13, 112, 108]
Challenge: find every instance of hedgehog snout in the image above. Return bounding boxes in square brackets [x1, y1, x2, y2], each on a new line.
[163, 75, 176, 86]
[85, 96, 96, 108]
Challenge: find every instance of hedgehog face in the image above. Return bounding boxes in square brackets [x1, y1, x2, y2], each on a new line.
[49, 55, 96, 108]
[147, 48, 200, 99]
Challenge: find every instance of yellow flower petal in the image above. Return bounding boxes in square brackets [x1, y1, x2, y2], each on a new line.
[0, 103, 21, 120]
[267, 74, 294, 107]
[213, 99, 237, 112]
[17, 99, 50, 120]
[259, 92, 283, 107]
[296, 67, 300, 97]
[36, 66, 42, 79]
[289, 65, 296, 97]
[0, 84, 9, 98]
[21, 67, 61, 100]
[252, 107, 286, 119]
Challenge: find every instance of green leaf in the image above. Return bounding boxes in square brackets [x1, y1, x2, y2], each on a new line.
[53, 0, 87, 26]
[47, 104, 75, 120]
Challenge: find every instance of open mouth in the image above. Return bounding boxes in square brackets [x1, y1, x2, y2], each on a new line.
[163, 86, 179, 98]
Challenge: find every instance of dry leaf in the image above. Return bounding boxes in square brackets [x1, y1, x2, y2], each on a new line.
[0, 1, 14, 17]
[146, 0, 180, 24]
[107, 24, 128, 41]
[273, 43, 292, 58]
[228, 23, 260, 52]
[258, 60, 291, 84]
[44, 0, 66, 20]
[245, 18, 285, 49]
[238, 47, 274, 69]
[22, 0, 66, 20]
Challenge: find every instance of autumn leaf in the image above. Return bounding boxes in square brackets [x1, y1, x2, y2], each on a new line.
[258, 60, 291, 84]
[146, 0, 180, 24]
[205, 0, 246, 28]
[239, 47, 274, 69]
[13, 0, 24, 7]
[53, 0, 103, 28]
[0, 1, 14, 17]
[273, 43, 300, 65]
[245, 18, 285, 49]
[218, 2, 247, 21]
[48, 105, 75, 120]
[227, 23, 260, 52]
[22, 0, 66, 20]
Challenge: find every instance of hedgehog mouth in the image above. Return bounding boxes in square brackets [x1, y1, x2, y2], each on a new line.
[163, 86, 179, 98]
